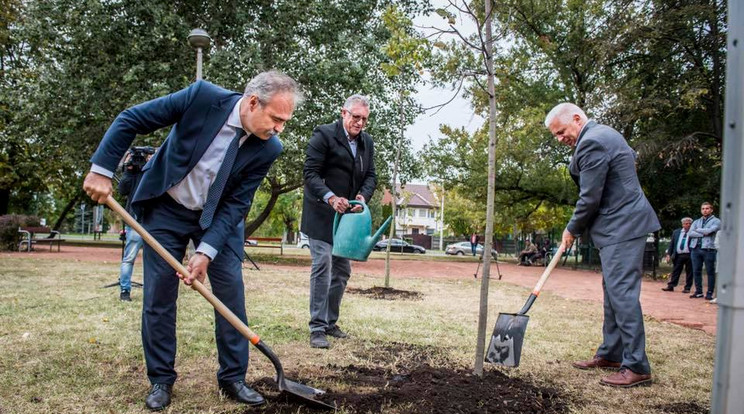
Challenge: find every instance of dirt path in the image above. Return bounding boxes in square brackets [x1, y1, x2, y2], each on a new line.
[3, 246, 717, 335]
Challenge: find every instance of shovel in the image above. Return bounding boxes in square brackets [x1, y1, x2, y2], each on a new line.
[485, 244, 565, 367]
[105, 196, 335, 410]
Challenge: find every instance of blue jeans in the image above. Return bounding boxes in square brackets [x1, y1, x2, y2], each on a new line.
[690, 247, 716, 296]
[119, 225, 143, 292]
[308, 238, 351, 333]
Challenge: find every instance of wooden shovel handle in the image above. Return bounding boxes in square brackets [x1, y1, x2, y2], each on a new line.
[532, 244, 565, 296]
[106, 195, 261, 345]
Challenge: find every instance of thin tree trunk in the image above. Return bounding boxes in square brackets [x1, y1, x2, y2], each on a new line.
[53, 190, 85, 231]
[385, 92, 404, 288]
[474, 0, 498, 376]
[243, 181, 301, 238]
[0, 188, 9, 216]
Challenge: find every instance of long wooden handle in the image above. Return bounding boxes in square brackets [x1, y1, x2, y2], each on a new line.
[106, 195, 260, 345]
[532, 244, 565, 295]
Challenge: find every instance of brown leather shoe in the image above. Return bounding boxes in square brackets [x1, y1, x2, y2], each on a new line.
[600, 368, 652, 388]
[572, 356, 621, 370]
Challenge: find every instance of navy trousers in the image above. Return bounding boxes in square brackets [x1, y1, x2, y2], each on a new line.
[595, 235, 651, 375]
[140, 195, 248, 385]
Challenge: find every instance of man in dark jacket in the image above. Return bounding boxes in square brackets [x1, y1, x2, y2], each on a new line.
[662, 217, 693, 292]
[546, 102, 660, 388]
[300, 94, 377, 349]
[116, 147, 155, 301]
[84, 72, 301, 410]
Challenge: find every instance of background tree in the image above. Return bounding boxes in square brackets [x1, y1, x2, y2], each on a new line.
[3, 0, 428, 234]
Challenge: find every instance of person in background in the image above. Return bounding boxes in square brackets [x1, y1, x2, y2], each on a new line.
[687, 202, 721, 301]
[517, 240, 538, 265]
[116, 147, 155, 302]
[661, 217, 693, 293]
[470, 233, 480, 256]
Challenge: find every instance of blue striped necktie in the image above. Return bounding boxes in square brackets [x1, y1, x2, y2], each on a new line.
[199, 127, 245, 229]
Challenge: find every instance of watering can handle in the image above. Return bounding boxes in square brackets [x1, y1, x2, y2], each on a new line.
[332, 200, 367, 237]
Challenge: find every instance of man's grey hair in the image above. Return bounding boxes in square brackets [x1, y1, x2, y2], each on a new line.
[343, 94, 371, 111]
[244, 70, 304, 107]
[544, 102, 588, 128]
[681, 217, 693, 224]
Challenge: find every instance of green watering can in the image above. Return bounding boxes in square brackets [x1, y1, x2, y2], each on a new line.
[332, 200, 392, 261]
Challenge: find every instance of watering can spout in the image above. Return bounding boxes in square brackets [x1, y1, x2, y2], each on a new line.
[372, 216, 393, 243]
[332, 200, 392, 261]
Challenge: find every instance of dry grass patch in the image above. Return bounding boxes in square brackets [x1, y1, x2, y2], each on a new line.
[0, 256, 712, 413]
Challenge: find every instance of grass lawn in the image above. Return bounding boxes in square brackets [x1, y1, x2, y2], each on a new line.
[0, 256, 712, 413]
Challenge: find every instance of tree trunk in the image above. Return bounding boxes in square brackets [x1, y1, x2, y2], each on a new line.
[384, 92, 404, 288]
[243, 181, 301, 238]
[0, 188, 9, 216]
[474, 0, 498, 377]
[53, 190, 85, 231]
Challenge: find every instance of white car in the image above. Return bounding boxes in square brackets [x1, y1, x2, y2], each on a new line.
[445, 241, 498, 258]
[297, 232, 309, 249]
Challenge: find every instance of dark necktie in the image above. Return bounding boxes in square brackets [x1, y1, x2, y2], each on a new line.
[679, 231, 687, 252]
[199, 127, 244, 229]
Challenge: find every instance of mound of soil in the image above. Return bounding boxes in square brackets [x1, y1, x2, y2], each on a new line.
[347, 286, 423, 301]
[653, 402, 709, 414]
[253, 342, 571, 413]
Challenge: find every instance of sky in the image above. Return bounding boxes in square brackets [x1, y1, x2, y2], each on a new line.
[405, 2, 485, 153]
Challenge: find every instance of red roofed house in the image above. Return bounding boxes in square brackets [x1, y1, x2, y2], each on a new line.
[382, 183, 444, 237]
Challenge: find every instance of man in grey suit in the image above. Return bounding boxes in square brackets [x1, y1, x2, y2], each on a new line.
[545, 103, 660, 388]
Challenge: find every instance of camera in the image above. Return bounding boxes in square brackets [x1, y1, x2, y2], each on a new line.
[124, 146, 156, 171]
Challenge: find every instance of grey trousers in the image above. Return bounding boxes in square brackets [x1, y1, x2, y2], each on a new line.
[308, 238, 351, 333]
[596, 235, 651, 375]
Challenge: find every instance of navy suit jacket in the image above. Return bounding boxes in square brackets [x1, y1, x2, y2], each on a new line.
[90, 81, 282, 258]
[567, 121, 660, 248]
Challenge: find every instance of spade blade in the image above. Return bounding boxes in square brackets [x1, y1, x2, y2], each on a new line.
[485, 312, 530, 367]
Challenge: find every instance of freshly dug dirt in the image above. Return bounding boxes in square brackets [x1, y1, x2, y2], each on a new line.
[346, 286, 423, 301]
[653, 401, 710, 414]
[253, 342, 571, 413]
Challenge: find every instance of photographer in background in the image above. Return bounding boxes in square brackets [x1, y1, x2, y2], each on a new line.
[117, 146, 156, 302]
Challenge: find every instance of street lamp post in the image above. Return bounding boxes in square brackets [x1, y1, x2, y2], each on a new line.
[187, 29, 211, 81]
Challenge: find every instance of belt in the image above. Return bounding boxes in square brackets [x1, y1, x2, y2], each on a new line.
[700, 248, 717, 251]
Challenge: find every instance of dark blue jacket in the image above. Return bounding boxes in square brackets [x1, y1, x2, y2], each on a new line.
[91, 81, 282, 258]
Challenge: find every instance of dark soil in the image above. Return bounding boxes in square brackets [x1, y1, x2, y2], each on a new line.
[346, 286, 423, 301]
[652, 402, 710, 414]
[251, 342, 572, 414]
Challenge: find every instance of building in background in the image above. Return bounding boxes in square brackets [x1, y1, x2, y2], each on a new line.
[382, 183, 443, 237]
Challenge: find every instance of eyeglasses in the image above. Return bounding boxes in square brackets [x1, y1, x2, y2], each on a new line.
[344, 110, 369, 126]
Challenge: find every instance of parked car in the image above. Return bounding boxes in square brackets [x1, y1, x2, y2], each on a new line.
[297, 232, 309, 249]
[445, 241, 498, 258]
[372, 238, 426, 254]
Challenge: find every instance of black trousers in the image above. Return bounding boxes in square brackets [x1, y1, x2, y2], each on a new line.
[667, 253, 692, 289]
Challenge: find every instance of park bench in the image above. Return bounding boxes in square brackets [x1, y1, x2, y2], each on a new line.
[18, 226, 66, 252]
[243, 237, 284, 270]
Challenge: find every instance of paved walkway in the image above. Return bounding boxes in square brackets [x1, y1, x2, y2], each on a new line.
[2, 246, 718, 335]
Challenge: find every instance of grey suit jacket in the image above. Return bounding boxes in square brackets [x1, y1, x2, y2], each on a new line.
[567, 121, 660, 248]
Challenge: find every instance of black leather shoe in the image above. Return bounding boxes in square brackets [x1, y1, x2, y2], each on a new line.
[682, 289, 691, 293]
[145, 383, 172, 411]
[661, 286, 674, 292]
[219, 380, 265, 406]
[326, 325, 348, 338]
[310, 331, 330, 348]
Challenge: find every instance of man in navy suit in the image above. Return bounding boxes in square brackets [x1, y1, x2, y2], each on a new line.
[84, 71, 302, 411]
[661, 217, 693, 292]
[546, 103, 660, 388]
